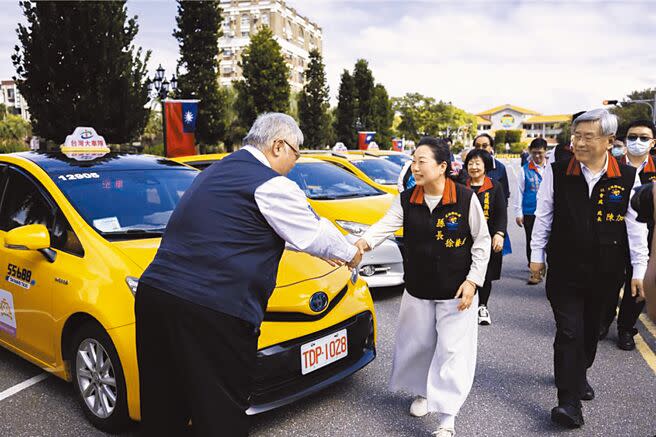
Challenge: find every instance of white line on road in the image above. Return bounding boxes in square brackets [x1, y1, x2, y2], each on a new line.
[0, 373, 48, 401]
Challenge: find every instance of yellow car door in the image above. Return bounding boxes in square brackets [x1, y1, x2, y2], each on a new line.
[0, 166, 79, 365]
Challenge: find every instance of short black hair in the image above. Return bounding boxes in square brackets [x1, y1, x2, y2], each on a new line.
[529, 138, 548, 150]
[416, 136, 452, 170]
[626, 119, 656, 138]
[473, 133, 495, 151]
[464, 148, 493, 173]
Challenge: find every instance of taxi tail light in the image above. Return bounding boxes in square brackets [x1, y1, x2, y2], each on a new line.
[125, 276, 139, 296]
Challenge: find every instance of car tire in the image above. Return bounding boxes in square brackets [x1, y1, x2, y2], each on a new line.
[70, 322, 131, 433]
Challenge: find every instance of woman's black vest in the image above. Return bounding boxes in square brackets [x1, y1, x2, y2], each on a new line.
[400, 179, 474, 300]
[547, 155, 636, 284]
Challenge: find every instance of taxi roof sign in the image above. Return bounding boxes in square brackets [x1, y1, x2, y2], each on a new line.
[61, 127, 110, 161]
[61, 127, 110, 153]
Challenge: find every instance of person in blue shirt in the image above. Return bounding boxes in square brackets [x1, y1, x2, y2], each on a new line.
[473, 134, 510, 202]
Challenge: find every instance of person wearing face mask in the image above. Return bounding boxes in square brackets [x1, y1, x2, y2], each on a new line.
[599, 120, 656, 350]
[611, 139, 627, 159]
[513, 138, 548, 284]
[355, 137, 491, 437]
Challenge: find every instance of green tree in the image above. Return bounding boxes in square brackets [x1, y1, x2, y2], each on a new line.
[371, 84, 393, 148]
[141, 109, 163, 155]
[334, 70, 356, 148]
[235, 27, 290, 130]
[12, 1, 150, 144]
[0, 113, 32, 153]
[392, 93, 476, 141]
[609, 88, 656, 138]
[353, 59, 375, 131]
[173, 0, 226, 151]
[298, 50, 330, 148]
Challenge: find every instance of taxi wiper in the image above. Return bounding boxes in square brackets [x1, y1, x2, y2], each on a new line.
[101, 228, 165, 236]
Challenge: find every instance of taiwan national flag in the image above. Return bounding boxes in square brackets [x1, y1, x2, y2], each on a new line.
[358, 131, 376, 150]
[392, 138, 404, 152]
[164, 99, 199, 158]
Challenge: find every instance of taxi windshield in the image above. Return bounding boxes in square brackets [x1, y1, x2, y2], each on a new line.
[350, 159, 402, 185]
[287, 162, 383, 200]
[52, 168, 197, 240]
[380, 154, 411, 167]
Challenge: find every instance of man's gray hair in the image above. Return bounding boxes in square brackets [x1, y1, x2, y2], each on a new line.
[243, 113, 304, 151]
[572, 108, 618, 136]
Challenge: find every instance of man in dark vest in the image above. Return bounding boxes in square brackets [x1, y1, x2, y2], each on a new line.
[473, 133, 510, 202]
[135, 113, 363, 436]
[600, 119, 656, 350]
[529, 108, 648, 428]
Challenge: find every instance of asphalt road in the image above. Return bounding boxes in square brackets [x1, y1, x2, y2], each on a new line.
[1, 159, 655, 436]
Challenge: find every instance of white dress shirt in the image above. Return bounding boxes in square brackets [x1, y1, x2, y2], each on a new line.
[361, 192, 491, 287]
[530, 155, 649, 279]
[513, 160, 545, 219]
[243, 146, 357, 262]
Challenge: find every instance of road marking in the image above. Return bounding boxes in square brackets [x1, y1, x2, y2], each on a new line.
[635, 334, 656, 375]
[639, 313, 656, 339]
[0, 373, 48, 401]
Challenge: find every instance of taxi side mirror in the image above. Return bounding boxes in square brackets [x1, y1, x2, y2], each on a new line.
[4, 224, 57, 263]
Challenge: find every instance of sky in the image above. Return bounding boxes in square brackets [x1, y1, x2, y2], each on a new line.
[1, 0, 655, 116]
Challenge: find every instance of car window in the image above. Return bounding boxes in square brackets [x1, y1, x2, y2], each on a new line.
[287, 162, 383, 200]
[0, 168, 83, 256]
[350, 159, 403, 185]
[52, 168, 198, 240]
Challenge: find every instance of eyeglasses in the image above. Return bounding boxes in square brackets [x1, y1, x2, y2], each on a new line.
[474, 143, 491, 149]
[626, 134, 653, 142]
[282, 139, 300, 160]
[572, 134, 604, 145]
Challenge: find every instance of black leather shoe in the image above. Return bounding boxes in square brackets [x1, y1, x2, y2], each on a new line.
[551, 404, 584, 428]
[617, 330, 636, 351]
[599, 325, 609, 340]
[581, 381, 595, 401]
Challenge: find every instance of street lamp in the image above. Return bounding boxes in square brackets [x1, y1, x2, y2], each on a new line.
[149, 64, 178, 156]
[603, 94, 656, 125]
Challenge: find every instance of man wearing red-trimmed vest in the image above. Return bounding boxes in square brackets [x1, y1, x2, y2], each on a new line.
[530, 109, 648, 429]
[600, 119, 656, 350]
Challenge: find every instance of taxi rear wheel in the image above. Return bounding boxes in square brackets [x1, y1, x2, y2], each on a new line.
[70, 322, 130, 433]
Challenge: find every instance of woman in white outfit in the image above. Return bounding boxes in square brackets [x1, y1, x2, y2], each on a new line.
[356, 137, 491, 437]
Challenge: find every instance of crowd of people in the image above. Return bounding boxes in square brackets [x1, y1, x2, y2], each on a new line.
[134, 109, 654, 436]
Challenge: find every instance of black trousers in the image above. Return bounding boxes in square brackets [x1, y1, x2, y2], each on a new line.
[135, 283, 258, 437]
[523, 214, 536, 266]
[601, 265, 646, 334]
[546, 271, 623, 407]
[478, 279, 492, 306]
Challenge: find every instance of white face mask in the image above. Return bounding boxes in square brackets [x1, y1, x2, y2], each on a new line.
[611, 147, 625, 157]
[626, 139, 652, 156]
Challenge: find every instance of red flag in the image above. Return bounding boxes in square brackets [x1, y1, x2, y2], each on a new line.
[358, 131, 376, 150]
[165, 100, 198, 158]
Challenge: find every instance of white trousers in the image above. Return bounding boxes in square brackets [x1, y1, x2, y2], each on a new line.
[389, 291, 478, 416]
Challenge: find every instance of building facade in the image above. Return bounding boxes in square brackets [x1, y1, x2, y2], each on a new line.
[0, 80, 30, 121]
[476, 104, 570, 145]
[218, 0, 323, 92]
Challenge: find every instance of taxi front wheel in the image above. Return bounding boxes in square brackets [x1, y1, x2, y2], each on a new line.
[70, 322, 131, 433]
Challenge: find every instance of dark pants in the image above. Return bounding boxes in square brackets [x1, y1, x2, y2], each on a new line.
[601, 265, 646, 335]
[523, 214, 536, 266]
[478, 279, 492, 306]
[546, 271, 623, 407]
[135, 283, 258, 437]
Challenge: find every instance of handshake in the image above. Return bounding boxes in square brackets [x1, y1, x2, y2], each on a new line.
[320, 239, 372, 270]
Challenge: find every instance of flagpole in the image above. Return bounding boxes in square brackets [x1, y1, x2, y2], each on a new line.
[162, 99, 167, 158]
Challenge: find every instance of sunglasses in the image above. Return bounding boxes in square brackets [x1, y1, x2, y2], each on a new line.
[627, 134, 653, 142]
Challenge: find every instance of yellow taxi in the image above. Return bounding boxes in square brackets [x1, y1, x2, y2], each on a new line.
[302, 152, 402, 195]
[0, 130, 376, 432]
[174, 154, 405, 289]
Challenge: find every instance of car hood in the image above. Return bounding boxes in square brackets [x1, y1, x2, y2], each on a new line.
[111, 240, 351, 315]
[309, 193, 403, 236]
